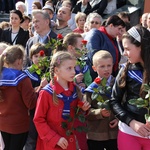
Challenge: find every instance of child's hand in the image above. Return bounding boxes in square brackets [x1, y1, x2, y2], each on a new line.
[40, 77, 48, 88]
[130, 119, 150, 137]
[57, 137, 68, 149]
[109, 119, 118, 128]
[81, 101, 91, 111]
[101, 108, 111, 117]
[78, 82, 86, 89]
[75, 73, 84, 84]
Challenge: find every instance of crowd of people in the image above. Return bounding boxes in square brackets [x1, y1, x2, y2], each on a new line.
[0, 0, 150, 150]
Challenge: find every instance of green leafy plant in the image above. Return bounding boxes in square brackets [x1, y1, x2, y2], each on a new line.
[28, 50, 51, 81]
[129, 84, 150, 122]
[75, 40, 88, 72]
[28, 34, 64, 81]
[61, 101, 88, 136]
[45, 34, 64, 50]
[91, 77, 112, 110]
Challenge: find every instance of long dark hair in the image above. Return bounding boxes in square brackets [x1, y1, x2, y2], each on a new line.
[120, 25, 150, 97]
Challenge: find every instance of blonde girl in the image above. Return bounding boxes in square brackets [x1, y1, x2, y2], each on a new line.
[34, 51, 90, 150]
[0, 45, 37, 150]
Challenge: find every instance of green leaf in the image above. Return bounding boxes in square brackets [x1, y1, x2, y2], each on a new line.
[101, 78, 107, 86]
[61, 122, 68, 129]
[66, 130, 72, 136]
[91, 93, 99, 100]
[129, 98, 148, 107]
[143, 84, 150, 92]
[145, 93, 149, 99]
[78, 114, 86, 123]
[75, 126, 84, 132]
[36, 69, 41, 75]
[145, 114, 150, 121]
[96, 95, 103, 102]
[68, 116, 73, 122]
[93, 88, 99, 93]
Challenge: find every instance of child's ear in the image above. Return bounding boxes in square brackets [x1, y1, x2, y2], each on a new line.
[92, 65, 97, 72]
[67, 45, 74, 52]
[54, 67, 59, 74]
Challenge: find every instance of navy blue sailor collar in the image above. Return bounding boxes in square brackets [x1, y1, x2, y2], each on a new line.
[0, 67, 28, 86]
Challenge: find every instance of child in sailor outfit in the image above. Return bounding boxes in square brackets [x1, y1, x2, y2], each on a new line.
[84, 50, 118, 150]
[33, 51, 90, 150]
[0, 45, 37, 150]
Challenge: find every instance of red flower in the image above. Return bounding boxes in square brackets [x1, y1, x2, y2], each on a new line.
[39, 50, 45, 56]
[57, 34, 63, 39]
[81, 40, 87, 45]
[94, 77, 101, 84]
[77, 101, 84, 108]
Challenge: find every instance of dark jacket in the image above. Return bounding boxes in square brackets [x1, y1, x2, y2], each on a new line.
[1, 27, 29, 47]
[25, 30, 57, 57]
[24, 30, 57, 68]
[84, 28, 120, 79]
[90, 0, 107, 16]
[110, 63, 147, 125]
[72, 1, 91, 15]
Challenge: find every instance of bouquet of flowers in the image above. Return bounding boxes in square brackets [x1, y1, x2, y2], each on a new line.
[91, 77, 112, 110]
[28, 50, 51, 81]
[129, 84, 150, 125]
[61, 101, 87, 136]
[75, 40, 88, 72]
[45, 33, 64, 51]
[28, 34, 64, 81]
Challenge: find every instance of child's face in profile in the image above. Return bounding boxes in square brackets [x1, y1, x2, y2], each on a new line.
[92, 58, 113, 79]
[31, 52, 45, 66]
[73, 37, 84, 58]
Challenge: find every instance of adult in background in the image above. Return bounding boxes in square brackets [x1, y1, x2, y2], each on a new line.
[25, 9, 57, 67]
[42, 5, 57, 30]
[146, 13, 150, 32]
[55, 6, 72, 37]
[15, 1, 27, 15]
[140, 13, 148, 28]
[81, 12, 103, 38]
[25, 0, 43, 16]
[62, 0, 76, 30]
[84, 15, 125, 80]
[90, 0, 107, 16]
[73, 12, 86, 34]
[21, 15, 31, 31]
[1, 10, 29, 48]
[72, 0, 91, 16]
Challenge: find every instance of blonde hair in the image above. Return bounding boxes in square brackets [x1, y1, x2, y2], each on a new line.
[0, 42, 9, 55]
[75, 12, 86, 27]
[0, 45, 24, 101]
[50, 51, 82, 104]
[92, 50, 113, 66]
[0, 45, 24, 73]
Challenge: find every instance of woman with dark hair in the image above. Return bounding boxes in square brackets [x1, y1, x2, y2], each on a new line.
[1, 10, 29, 47]
[32, 1, 42, 10]
[110, 25, 150, 150]
[85, 15, 126, 80]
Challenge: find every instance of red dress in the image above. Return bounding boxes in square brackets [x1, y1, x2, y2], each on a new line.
[73, 28, 84, 34]
[34, 81, 79, 150]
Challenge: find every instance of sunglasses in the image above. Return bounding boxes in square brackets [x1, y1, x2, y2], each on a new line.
[90, 21, 100, 25]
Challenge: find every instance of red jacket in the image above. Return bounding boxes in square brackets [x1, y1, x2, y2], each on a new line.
[0, 68, 37, 134]
[34, 81, 80, 150]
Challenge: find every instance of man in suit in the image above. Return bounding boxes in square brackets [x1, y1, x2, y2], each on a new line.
[25, 9, 57, 67]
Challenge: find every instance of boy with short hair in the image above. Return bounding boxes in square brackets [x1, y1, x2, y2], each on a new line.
[84, 50, 118, 150]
